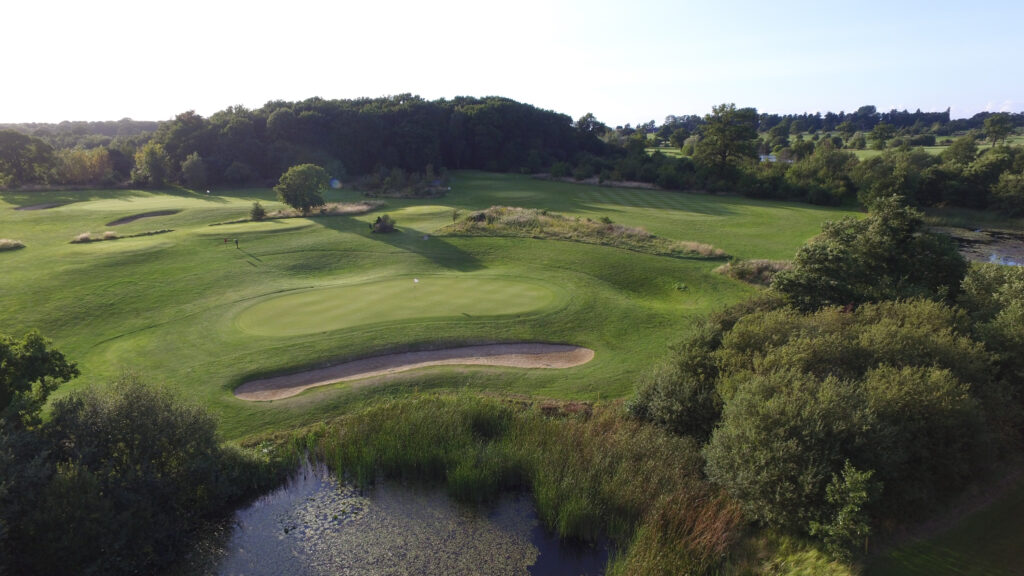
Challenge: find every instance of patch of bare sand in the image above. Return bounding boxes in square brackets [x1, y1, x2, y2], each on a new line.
[234, 344, 595, 401]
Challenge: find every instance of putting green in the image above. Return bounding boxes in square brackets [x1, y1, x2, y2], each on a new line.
[234, 276, 559, 336]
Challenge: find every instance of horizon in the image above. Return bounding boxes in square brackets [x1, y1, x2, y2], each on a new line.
[3, 0, 1021, 127]
[0, 95, 1013, 128]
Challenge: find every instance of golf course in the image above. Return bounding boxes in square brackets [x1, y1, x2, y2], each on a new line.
[0, 171, 858, 439]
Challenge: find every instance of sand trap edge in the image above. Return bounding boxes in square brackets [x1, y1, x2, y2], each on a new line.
[234, 343, 595, 401]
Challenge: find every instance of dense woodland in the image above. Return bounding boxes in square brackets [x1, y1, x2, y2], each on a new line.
[2, 96, 1023, 214]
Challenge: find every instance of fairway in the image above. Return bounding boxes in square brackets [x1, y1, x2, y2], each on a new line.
[234, 276, 559, 336]
[0, 171, 859, 438]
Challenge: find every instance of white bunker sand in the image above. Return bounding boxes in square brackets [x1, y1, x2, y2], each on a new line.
[235, 344, 595, 401]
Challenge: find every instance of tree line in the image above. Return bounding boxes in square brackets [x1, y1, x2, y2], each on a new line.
[1, 97, 1021, 216]
[0, 95, 602, 190]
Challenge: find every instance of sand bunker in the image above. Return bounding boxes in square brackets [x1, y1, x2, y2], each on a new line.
[14, 202, 66, 211]
[235, 344, 595, 401]
[106, 210, 179, 226]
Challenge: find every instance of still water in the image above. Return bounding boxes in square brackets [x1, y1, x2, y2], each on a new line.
[190, 462, 607, 575]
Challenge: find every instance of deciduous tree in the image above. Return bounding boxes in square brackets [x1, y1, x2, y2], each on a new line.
[274, 163, 328, 214]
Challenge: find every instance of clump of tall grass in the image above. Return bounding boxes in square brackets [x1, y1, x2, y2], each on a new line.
[0, 238, 25, 251]
[299, 394, 743, 574]
[266, 201, 383, 219]
[69, 229, 172, 243]
[715, 259, 793, 286]
[442, 206, 728, 259]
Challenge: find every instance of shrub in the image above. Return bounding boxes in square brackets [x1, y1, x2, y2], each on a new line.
[0, 239, 25, 251]
[250, 201, 266, 221]
[714, 259, 792, 286]
[370, 214, 396, 233]
[8, 375, 280, 575]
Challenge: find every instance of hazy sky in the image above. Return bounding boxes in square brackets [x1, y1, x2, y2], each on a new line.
[3, 0, 1021, 126]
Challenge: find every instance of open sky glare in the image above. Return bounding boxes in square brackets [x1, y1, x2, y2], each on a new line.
[3, 0, 1021, 125]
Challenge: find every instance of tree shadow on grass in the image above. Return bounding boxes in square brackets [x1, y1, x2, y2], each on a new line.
[316, 216, 484, 272]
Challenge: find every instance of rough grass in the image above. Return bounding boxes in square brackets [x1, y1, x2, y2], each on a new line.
[865, 475, 1024, 576]
[715, 259, 793, 286]
[265, 200, 383, 219]
[443, 205, 728, 259]
[70, 229, 173, 243]
[0, 238, 25, 251]
[295, 394, 742, 576]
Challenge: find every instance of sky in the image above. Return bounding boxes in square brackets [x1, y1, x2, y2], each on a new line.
[2, 0, 1021, 126]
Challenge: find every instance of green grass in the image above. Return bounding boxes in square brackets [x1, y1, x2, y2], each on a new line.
[866, 477, 1024, 576]
[234, 275, 559, 336]
[0, 172, 857, 438]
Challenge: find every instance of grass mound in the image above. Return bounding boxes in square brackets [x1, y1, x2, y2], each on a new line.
[441, 206, 728, 259]
[234, 276, 558, 336]
[714, 259, 792, 286]
[0, 238, 25, 251]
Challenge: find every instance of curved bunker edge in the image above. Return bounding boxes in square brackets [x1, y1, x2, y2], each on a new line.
[234, 343, 595, 401]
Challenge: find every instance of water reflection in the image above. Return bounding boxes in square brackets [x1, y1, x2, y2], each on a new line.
[204, 463, 606, 575]
[989, 253, 1022, 266]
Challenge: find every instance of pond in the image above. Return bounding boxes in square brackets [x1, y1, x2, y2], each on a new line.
[181, 462, 608, 575]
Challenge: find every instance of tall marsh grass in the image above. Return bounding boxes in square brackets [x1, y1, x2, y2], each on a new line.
[443, 206, 728, 259]
[298, 394, 742, 574]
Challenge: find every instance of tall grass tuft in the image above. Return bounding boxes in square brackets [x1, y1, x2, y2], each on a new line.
[442, 206, 728, 259]
[0, 238, 25, 251]
[715, 259, 793, 286]
[300, 394, 742, 574]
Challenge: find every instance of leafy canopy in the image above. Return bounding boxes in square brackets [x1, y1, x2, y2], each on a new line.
[274, 163, 328, 214]
[771, 196, 967, 311]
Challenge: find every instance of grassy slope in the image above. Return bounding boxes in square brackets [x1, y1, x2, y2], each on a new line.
[0, 172, 855, 438]
[866, 477, 1024, 576]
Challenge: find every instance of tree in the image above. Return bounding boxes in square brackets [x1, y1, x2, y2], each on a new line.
[131, 141, 170, 187]
[274, 163, 328, 214]
[179, 152, 207, 190]
[984, 113, 1014, 147]
[990, 172, 1024, 217]
[869, 122, 894, 150]
[12, 375, 274, 575]
[0, 130, 53, 188]
[0, 331, 78, 424]
[669, 127, 690, 149]
[772, 196, 967, 311]
[694, 103, 759, 182]
[574, 112, 606, 135]
[250, 201, 267, 221]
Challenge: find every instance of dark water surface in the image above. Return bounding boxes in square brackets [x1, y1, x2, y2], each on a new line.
[187, 463, 607, 575]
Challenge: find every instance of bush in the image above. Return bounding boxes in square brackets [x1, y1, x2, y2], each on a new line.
[0, 239, 25, 251]
[7, 375, 278, 576]
[250, 201, 266, 221]
[714, 259, 792, 286]
[370, 214, 396, 233]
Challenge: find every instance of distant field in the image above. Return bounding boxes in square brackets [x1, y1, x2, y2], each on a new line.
[0, 172, 857, 438]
